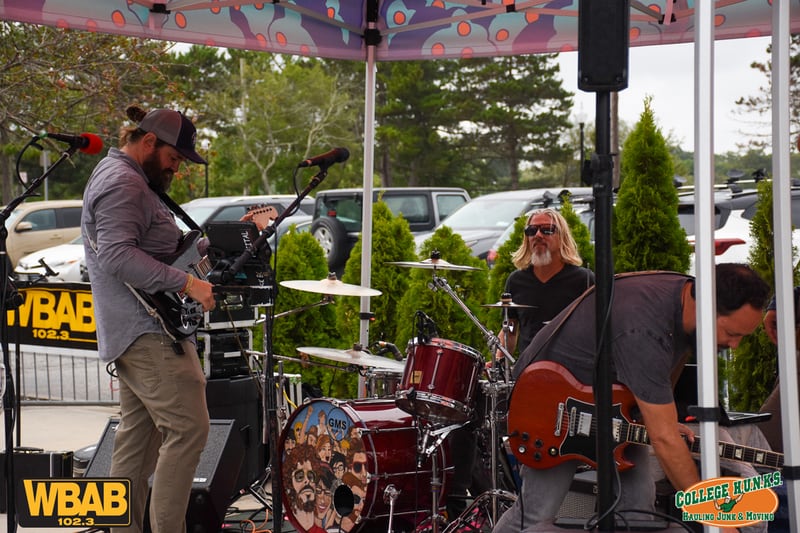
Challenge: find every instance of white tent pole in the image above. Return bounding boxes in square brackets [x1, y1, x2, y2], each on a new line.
[771, 0, 800, 524]
[694, 0, 722, 487]
[359, 29, 377, 361]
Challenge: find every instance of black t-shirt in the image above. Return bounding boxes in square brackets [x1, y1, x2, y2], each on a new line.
[503, 263, 595, 354]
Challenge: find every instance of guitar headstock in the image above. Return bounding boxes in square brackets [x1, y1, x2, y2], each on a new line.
[244, 204, 278, 231]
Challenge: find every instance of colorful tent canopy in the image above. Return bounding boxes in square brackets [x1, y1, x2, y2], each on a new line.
[2, 0, 800, 61]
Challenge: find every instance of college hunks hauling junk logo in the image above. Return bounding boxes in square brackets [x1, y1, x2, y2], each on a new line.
[675, 472, 781, 527]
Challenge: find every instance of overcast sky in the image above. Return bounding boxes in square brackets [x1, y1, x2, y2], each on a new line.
[557, 36, 774, 154]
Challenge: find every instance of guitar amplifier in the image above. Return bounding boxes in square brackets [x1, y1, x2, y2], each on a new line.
[198, 329, 253, 379]
[203, 298, 260, 330]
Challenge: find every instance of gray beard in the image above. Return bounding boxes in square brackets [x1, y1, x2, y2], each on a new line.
[531, 248, 552, 267]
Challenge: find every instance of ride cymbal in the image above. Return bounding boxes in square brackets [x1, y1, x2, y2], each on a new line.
[386, 258, 482, 271]
[280, 278, 382, 297]
[297, 346, 405, 370]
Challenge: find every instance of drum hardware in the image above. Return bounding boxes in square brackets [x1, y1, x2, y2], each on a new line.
[440, 489, 517, 533]
[383, 484, 400, 533]
[269, 294, 333, 319]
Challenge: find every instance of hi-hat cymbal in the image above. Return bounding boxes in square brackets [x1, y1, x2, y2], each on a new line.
[481, 301, 535, 309]
[386, 258, 482, 271]
[280, 279, 382, 297]
[297, 346, 405, 370]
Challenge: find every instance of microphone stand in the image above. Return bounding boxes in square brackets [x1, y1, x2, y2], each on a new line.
[211, 166, 330, 533]
[2, 139, 82, 533]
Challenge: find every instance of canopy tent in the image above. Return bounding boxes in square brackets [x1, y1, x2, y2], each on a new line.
[1, 0, 800, 60]
[2, 0, 800, 529]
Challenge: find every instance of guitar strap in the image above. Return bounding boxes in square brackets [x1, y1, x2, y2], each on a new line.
[524, 270, 693, 365]
[148, 181, 203, 233]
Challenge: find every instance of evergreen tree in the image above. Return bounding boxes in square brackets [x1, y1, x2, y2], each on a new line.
[269, 230, 352, 398]
[395, 227, 489, 353]
[613, 98, 692, 273]
[730, 180, 800, 410]
[336, 201, 418, 350]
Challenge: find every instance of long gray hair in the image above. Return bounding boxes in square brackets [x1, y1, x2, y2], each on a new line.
[510, 208, 583, 270]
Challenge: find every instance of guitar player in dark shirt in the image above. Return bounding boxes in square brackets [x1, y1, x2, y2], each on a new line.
[495, 264, 769, 532]
[82, 105, 215, 533]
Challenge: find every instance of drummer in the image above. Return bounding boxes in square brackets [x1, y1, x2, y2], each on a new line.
[497, 207, 595, 358]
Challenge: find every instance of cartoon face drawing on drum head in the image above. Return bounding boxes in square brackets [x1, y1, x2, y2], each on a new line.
[278, 398, 451, 533]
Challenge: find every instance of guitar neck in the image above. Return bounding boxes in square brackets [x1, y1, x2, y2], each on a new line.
[622, 421, 783, 469]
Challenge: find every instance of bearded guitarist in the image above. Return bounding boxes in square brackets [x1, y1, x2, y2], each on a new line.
[494, 264, 770, 533]
[82, 105, 219, 533]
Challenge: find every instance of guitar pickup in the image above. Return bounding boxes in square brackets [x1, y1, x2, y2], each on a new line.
[576, 411, 592, 437]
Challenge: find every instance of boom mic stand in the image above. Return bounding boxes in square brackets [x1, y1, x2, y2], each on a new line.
[2, 137, 84, 533]
[209, 166, 330, 533]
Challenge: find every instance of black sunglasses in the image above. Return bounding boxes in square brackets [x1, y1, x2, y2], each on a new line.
[524, 224, 557, 237]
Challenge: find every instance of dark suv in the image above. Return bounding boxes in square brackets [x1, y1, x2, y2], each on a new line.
[311, 187, 470, 272]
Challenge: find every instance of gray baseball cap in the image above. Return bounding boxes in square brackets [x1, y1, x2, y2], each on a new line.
[139, 109, 207, 164]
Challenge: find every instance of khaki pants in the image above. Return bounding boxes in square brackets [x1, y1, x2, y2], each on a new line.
[110, 333, 210, 533]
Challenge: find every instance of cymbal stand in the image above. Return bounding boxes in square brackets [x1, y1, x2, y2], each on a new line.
[269, 295, 333, 319]
[418, 422, 461, 533]
[428, 273, 511, 523]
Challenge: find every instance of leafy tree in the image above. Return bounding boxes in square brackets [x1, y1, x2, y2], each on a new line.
[0, 23, 179, 202]
[453, 55, 574, 191]
[197, 53, 363, 200]
[336, 201, 418, 349]
[613, 98, 692, 273]
[268, 230, 351, 398]
[395, 227, 489, 353]
[730, 180, 800, 410]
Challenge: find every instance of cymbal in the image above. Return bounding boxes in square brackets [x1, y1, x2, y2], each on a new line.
[298, 346, 405, 371]
[481, 301, 535, 309]
[386, 258, 483, 271]
[280, 279, 382, 297]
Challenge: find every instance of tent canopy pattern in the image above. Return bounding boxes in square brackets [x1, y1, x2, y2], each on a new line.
[2, 0, 800, 61]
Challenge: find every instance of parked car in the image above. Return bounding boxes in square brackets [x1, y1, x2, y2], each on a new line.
[15, 235, 88, 283]
[2, 199, 83, 267]
[678, 187, 800, 274]
[311, 187, 470, 272]
[415, 187, 592, 261]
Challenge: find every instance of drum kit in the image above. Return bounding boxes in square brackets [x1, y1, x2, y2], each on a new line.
[263, 254, 525, 533]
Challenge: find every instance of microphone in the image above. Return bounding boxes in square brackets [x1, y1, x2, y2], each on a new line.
[298, 147, 349, 168]
[376, 341, 403, 361]
[39, 132, 104, 155]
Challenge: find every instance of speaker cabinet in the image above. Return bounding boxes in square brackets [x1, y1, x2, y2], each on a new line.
[85, 418, 244, 532]
[0, 448, 73, 513]
[578, 0, 630, 92]
[206, 376, 266, 493]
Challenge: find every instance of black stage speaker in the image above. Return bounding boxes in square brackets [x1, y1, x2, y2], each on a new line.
[206, 376, 265, 493]
[578, 0, 630, 92]
[85, 418, 243, 533]
[0, 448, 73, 513]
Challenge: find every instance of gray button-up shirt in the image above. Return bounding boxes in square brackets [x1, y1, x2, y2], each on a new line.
[82, 148, 190, 362]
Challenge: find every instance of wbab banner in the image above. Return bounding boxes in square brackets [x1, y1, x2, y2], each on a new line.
[5, 283, 97, 353]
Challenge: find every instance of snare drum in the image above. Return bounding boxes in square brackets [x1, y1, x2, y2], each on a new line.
[395, 337, 484, 424]
[278, 398, 451, 533]
[364, 368, 403, 398]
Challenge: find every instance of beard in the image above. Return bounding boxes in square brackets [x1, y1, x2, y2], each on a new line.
[531, 246, 553, 267]
[141, 151, 173, 192]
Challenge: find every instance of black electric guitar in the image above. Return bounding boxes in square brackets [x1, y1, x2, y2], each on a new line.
[507, 360, 784, 471]
[128, 205, 277, 340]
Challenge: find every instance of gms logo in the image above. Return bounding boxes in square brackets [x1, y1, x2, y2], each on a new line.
[18, 478, 130, 528]
[675, 472, 781, 528]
